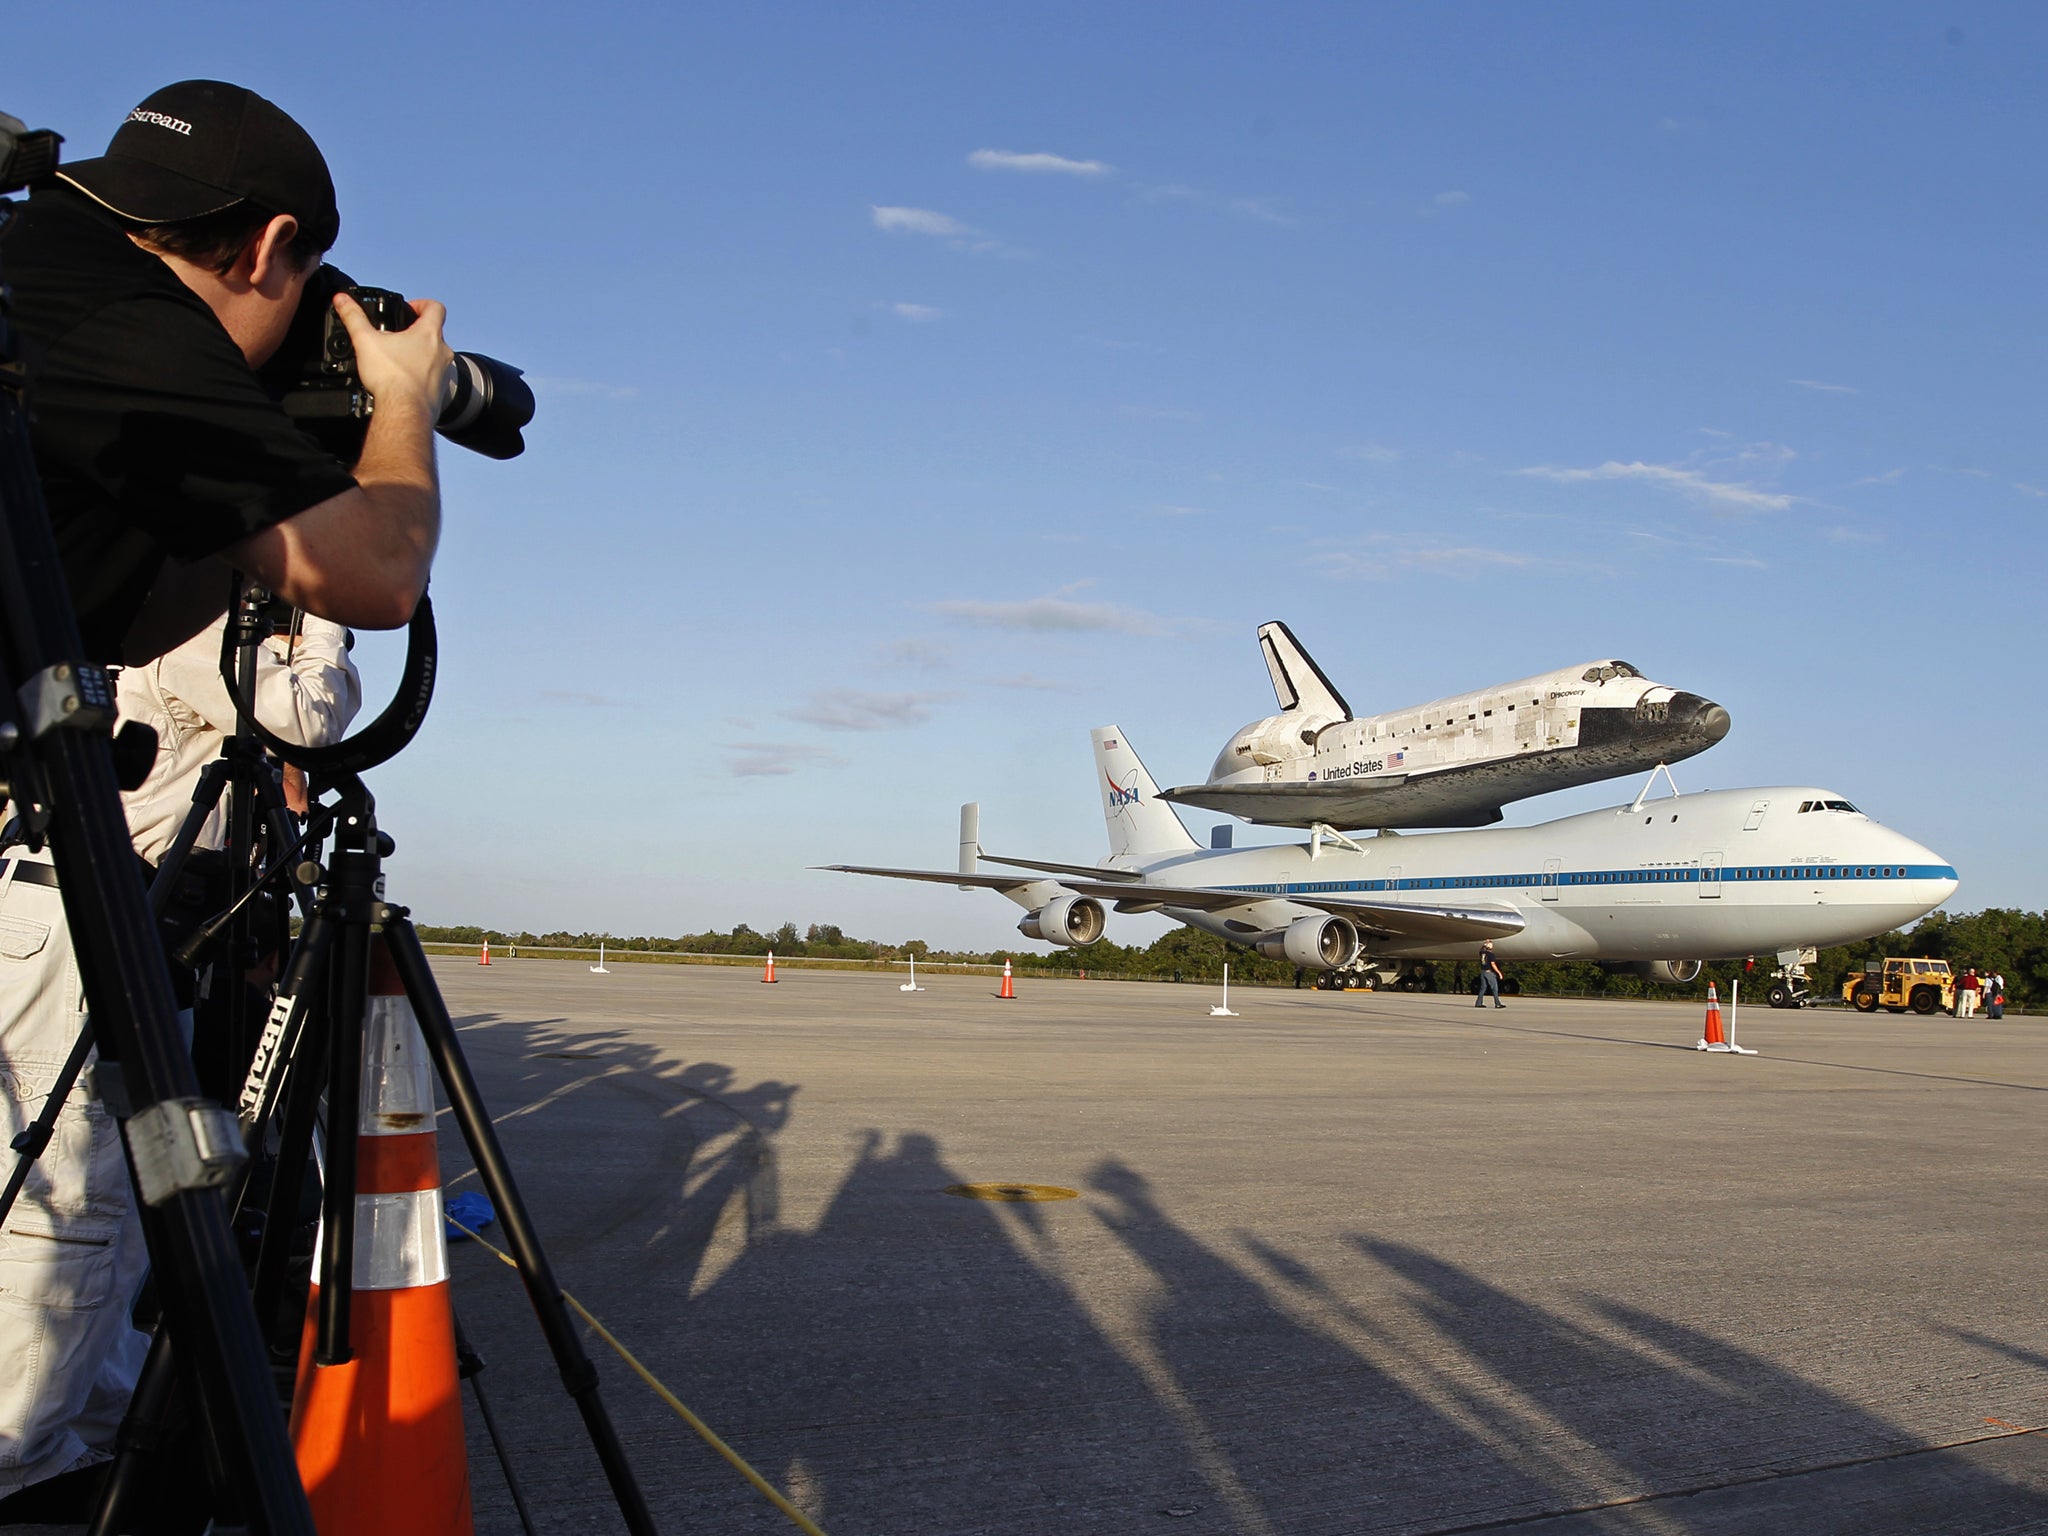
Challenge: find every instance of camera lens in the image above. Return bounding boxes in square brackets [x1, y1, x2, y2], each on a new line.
[437, 353, 533, 461]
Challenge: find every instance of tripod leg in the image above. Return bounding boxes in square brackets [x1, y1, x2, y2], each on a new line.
[0, 1016, 94, 1228]
[455, 1314, 540, 1536]
[385, 918, 659, 1536]
[314, 918, 368, 1366]
[252, 982, 331, 1356]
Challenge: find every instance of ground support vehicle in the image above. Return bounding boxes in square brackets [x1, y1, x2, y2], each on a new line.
[1841, 957, 1953, 1015]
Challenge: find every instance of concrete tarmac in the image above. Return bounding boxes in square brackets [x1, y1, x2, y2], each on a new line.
[429, 960, 2048, 1535]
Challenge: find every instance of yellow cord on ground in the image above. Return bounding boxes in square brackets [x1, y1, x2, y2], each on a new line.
[449, 1217, 827, 1536]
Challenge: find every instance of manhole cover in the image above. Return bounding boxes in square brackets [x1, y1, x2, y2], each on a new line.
[944, 1183, 1079, 1202]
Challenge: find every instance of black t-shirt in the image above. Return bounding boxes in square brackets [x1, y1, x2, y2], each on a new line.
[0, 187, 356, 661]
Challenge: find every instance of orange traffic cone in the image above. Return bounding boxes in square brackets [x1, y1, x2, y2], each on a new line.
[998, 959, 1015, 999]
[478, 939, 491, 966]
[1697, 982, 1730, 1052]
[292, 939, 473, 1534]
[762, 950, 778, 983]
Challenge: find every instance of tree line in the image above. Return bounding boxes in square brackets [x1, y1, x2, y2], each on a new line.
[418, 906, 2046, 1006]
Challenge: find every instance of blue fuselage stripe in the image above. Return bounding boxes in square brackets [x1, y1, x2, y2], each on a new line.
[1224, 864, 1960, 898]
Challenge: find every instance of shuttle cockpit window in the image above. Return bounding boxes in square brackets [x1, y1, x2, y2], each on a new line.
[1582, 661, 1642, 682]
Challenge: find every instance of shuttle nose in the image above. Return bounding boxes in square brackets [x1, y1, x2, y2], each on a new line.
[1671, 692, 1731, 744]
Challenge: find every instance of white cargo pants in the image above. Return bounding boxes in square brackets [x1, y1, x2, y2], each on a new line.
[0, 848, 151, 1497]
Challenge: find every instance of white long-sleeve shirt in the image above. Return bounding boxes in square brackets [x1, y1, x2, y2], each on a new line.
[118, 614, 362, 865]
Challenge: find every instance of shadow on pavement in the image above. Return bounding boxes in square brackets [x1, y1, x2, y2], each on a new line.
[435, 1009, 2048, 1536]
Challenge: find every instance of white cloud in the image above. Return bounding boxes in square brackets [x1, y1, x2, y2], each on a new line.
[527, 376, 638, 400]
[785, 689, 949, 731]
[871, 205, 969, 237]
[1338, 442, 1402, 464]
[986, 673, 1079, 692]
[968, 148, 1111, 177]
[2016, 482, 2048, 499]
[926, 594, 1168, 636]
[1702, 555, 1769, 569]
[1791, 378, 1857, 395]
[1518, 458, 1795, 513]
[890, 301, 945, 323]
[1141, 504, 1205, 517]
[723, 741, 847, 778]
[1315, 544, 1533, 580]
[1854, 467, 1908, 487]
[1138, 183, 1296, 227]
[875, 637, 953, 670]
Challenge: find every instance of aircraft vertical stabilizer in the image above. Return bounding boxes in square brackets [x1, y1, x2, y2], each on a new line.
[1093, 726, 1199, 861]
[1258, 620, 1351, 719]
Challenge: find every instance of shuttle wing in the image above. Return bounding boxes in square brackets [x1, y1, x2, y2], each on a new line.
[1159, 776, 1507, 830]
[823, 865, 1525, 946]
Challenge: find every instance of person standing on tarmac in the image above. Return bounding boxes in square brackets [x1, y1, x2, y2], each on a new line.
[1476, 942, 1506, 1008]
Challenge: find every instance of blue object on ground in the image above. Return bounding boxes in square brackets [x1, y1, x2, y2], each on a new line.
[445, 1190, 497, 1241]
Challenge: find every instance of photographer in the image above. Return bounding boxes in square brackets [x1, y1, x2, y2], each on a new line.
[0, 80, 441, 1521]
[1, 78, 446, 666]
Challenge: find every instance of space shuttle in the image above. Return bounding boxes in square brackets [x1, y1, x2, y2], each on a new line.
[1156, 622, 1731, 831]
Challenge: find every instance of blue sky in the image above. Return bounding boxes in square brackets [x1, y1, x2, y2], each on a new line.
[12, 4, 2044, 948]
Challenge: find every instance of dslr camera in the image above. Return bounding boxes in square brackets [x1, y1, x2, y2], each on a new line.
[264, 265, 535, 461]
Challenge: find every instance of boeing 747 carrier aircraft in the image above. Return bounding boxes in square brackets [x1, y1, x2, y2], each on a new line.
[1158, 621, 1730, 830]
[828, 728, 1957, 992]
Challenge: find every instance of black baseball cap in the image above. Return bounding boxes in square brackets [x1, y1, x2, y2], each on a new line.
[58, 80, 338, 249]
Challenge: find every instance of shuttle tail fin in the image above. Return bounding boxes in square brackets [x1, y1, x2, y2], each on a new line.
[1093, 726, 1200, 862]
[1258, 620, 1352, 719]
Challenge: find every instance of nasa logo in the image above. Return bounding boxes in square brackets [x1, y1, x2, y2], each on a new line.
[1307, 771, 1317, 781]
[1105, 771, 1141, 811]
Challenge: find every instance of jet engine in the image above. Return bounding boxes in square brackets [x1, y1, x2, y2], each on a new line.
[1253, 914, 1360, 969]
[1607, 959, 1704, 985]
[1018, 895, 1107, 948]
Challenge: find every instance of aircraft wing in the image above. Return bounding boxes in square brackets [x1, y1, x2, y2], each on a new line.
[823, 865, 1524, 946]
[977, 853, 1144, 882]
[821, 864, 1057, 896]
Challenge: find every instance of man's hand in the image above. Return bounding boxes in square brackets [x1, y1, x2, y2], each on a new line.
[333, 292, 454, 425]
[222, 295, 448, 629]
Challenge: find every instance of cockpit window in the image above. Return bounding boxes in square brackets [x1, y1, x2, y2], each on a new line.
[1582, 661, 1643, 683]
[1824, 799, 1859, 813]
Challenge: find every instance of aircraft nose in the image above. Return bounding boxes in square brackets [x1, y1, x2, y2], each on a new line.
[1670, 692, 1731, 744]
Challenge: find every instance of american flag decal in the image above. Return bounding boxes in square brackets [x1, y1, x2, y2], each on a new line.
[1104, 738, 1119, 749]
[1389, 751, 1405, 768]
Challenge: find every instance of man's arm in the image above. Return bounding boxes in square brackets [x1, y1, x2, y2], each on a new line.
[223, 294, 449, 628]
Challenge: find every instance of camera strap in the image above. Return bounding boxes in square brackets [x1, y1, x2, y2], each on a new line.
[219, 589, 437, 776]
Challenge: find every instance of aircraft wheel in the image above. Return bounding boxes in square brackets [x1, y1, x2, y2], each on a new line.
[1767, 983, 1792, 1010]
[1502, 977, 1521, 996]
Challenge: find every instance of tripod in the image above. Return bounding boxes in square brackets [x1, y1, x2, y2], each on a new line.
[83, 758, 658, 1534]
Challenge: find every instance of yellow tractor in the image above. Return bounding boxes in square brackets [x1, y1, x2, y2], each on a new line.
[1841, 957, 1954, 1015]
